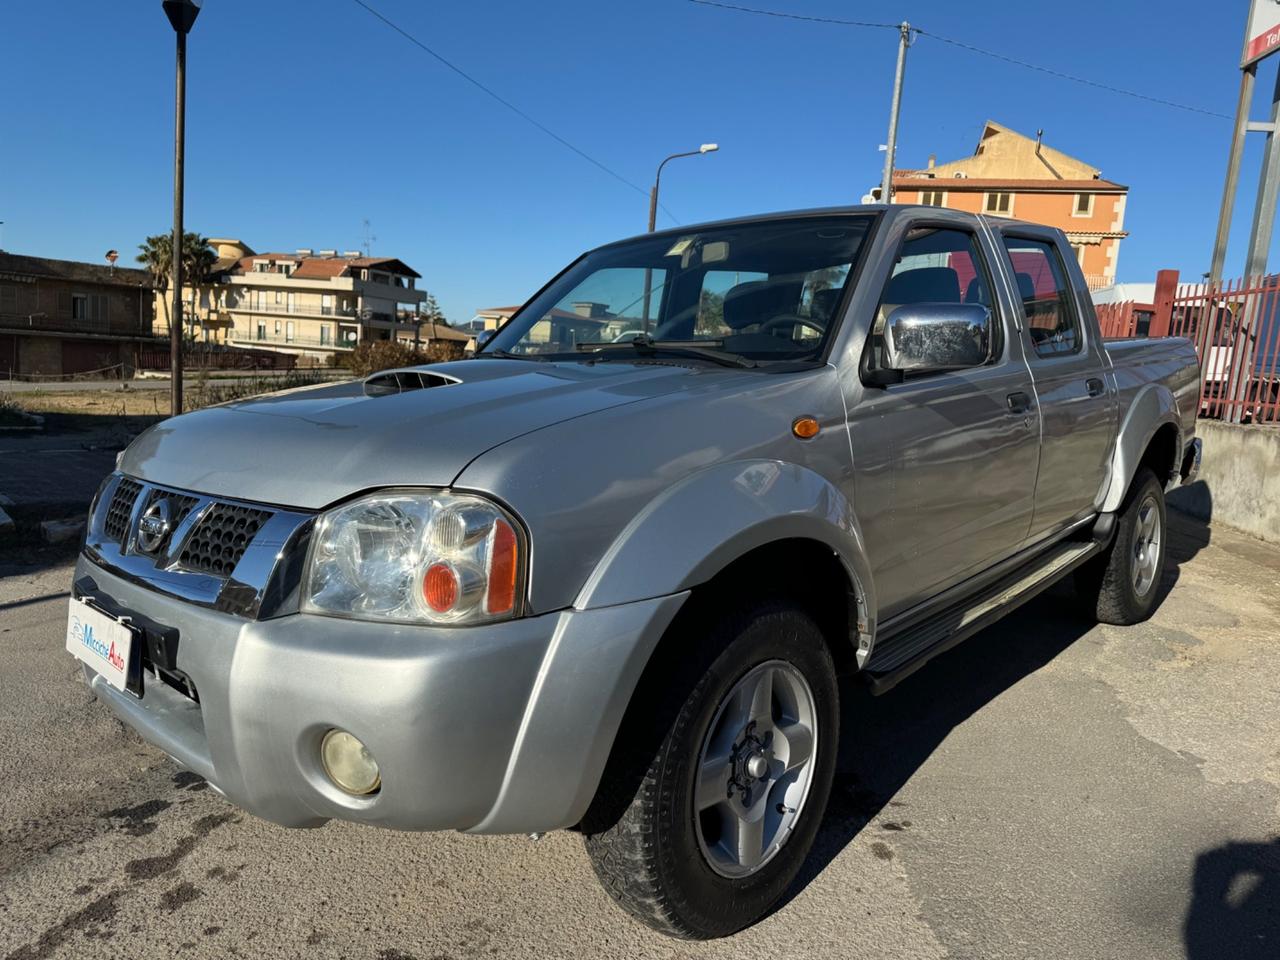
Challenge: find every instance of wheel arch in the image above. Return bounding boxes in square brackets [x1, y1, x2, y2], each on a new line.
[574, 459, 876, 663]
[1099, 383, 1184, 513]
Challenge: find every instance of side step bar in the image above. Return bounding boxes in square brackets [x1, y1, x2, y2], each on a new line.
[862, 539, 1103, 695]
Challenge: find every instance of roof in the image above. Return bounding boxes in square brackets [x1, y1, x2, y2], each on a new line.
[420, 321, 472, 342]
[893, 177, 1128, 192]
[0, 251, 153, 288]
[232, 253, 423, 280]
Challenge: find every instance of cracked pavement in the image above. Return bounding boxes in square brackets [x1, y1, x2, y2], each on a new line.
[1, 511, 1277, 959]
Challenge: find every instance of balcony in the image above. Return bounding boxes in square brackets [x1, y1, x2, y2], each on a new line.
[231, 331, 355, 351]
[0, 311, 154, 338]
[222, 300, 356, 319]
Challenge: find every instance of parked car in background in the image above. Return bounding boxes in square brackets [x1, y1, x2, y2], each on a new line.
[67, 205, 1201, 939]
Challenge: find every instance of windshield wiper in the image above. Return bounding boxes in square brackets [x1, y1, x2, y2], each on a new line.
[576, 336, 756, 369]
[476, 348, 549, 362]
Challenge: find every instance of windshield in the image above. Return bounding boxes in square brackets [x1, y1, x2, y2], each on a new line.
[482, 215, 873, 364]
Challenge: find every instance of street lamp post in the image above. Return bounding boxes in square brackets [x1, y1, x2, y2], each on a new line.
[647, 144, 718, 233]
[162, 0, 202, 416]
[642, 144, 718, 328]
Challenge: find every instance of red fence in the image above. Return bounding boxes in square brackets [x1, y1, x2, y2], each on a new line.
[1097, 269, 1280, 424]
[1167, 275, 1280, 423]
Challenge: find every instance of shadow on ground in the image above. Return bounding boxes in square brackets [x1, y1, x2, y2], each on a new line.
[782, 509, 1214, 917]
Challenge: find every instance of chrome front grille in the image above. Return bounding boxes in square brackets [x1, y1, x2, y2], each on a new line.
[85, 473, 312, 618]
[179, 504, 273, 576]
[103, 478, 143, 542]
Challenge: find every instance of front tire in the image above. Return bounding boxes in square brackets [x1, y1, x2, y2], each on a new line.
[582, 600, 839, 940]
[1078, 466, 1167, 625]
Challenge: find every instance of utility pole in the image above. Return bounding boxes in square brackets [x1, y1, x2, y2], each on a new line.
[879, 22, 913, 205]
[163, 0, 202, 417]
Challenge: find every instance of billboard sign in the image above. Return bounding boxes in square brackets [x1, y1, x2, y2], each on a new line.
[1243, 0, 1280, 67]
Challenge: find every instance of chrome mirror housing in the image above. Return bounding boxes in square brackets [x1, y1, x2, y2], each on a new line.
[883, 303, 992, 373]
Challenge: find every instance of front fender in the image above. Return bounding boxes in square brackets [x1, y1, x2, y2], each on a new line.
[1099, 382, 1182, 513]
[575, 458, 876, 644]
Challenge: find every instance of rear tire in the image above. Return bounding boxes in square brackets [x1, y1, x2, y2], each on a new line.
[581, 599, 839, 940]
[1077, 467, 1167, 625]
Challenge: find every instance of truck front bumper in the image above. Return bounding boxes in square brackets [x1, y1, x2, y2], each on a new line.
[73, 555, 686, 834]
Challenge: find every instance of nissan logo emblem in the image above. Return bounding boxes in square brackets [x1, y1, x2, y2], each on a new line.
[136, 498, 173, 553]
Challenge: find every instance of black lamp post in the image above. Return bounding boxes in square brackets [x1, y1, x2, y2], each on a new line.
[162, 0, 202, 415]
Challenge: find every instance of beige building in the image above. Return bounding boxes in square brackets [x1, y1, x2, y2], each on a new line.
[891, 121, 1129, 290]
[156, 239, 427, 363]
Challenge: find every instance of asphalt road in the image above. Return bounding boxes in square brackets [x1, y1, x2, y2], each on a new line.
[1, 513, 1278, 960]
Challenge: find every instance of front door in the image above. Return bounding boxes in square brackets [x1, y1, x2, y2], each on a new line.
[849, 223, 1040, 618]
[995, 230, 1117, 540]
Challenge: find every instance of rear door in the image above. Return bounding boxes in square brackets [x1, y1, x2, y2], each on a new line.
[993, 228, 1117, 539]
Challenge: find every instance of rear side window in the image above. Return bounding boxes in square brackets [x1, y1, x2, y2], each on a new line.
[1001, 236, 1082, 356]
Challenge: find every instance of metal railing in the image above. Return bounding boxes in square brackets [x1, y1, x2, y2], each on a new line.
[0, 311, 152, 337]
[1169, 275, 1280, 424]
[220, 301, 355, 318]
[233, 332, 356, 350]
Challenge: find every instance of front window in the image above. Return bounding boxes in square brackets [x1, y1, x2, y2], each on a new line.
[483, 215, 873, 364]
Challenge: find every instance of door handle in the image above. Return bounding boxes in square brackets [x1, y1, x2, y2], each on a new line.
[1006, 391, 1033, 414]
[1086, 377, 1105, 397]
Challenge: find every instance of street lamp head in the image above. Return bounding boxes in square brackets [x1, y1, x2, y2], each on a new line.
[699, 143, 719, 153]
[162, 0, 203, 34]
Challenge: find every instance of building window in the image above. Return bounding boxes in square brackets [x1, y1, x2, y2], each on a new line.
[256, 322, 266, 339]
[274, 320, 281, 335]
[1073, 193, 1094, 217]
[919, 190, 945, 207]
[71, 294, 88, 320]
[1070, 243, 1088, 268]
[984, 192, 1012, 214]
[320, 326, 330, 345]
[275, 291, 283, 304]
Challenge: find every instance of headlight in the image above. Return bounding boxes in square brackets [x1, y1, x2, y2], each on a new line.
[302, 490, 525, 625]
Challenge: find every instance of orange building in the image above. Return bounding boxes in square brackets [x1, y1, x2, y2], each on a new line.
[892, 121, 1128, 290]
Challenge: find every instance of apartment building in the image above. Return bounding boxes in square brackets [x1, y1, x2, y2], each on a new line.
[891, 121, 1129, 290]
[0, 252, 156, 378]
[157, 239, 427, 363]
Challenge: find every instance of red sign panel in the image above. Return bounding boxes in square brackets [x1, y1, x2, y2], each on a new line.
[1244, 0, 1280, 67]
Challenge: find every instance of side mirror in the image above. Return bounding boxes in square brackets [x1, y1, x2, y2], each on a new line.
[882, 303, 991, 375]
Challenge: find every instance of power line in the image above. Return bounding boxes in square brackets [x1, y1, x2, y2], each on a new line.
[349, 0, 680, 223]
[687, 0, 1232, 122]
[687, 0, 898, 30]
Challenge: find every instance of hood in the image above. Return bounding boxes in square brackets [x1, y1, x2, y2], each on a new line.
[120, 359, 729, 509]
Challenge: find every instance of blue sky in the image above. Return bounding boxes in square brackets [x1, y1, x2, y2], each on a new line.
[0, 0, 1271, 321]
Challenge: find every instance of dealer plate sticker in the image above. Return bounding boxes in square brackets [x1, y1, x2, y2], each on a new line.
[66, 599, 133, 692]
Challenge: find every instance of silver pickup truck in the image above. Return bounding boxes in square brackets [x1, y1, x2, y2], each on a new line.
[67, 205, 1201, 939]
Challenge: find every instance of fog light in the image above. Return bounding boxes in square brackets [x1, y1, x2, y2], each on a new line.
[320, 729, 381, 795]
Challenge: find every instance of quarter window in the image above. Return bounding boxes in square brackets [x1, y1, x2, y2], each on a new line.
[1001, 236, 1082, 356]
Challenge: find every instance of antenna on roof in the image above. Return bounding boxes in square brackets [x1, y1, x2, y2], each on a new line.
[361, 219, 376, 257]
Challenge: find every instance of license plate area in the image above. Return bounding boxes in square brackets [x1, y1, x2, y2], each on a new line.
[66, 597, 143, 695]
[70, 578, 194, 702]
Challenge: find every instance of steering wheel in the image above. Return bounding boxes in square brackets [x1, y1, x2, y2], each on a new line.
[759, 314, 827, 338]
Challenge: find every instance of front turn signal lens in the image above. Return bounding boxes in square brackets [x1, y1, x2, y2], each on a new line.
[486, 519, 518, 615]
[792, 416, 820, 439]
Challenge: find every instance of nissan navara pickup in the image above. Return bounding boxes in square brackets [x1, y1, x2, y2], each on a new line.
[68, 206, 1202, 939]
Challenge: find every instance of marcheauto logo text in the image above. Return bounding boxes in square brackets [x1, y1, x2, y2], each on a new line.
[71, 616, 125, 672]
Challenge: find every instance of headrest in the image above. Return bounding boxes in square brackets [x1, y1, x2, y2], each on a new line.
[884, 266, 960, 304]
[811, 287, 842, 320]
[723, 278, 803, 330]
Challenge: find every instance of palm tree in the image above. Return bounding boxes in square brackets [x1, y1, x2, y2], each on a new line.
[137, 232, 217, 340]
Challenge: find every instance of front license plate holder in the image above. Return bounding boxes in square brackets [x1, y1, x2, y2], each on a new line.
[66, 597, 144, 696]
